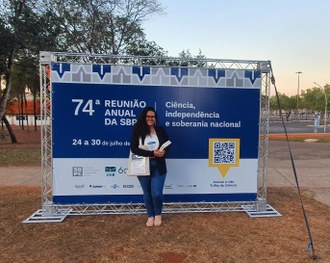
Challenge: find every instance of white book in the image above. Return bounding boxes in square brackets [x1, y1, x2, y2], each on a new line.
[159, 140, 171, 151]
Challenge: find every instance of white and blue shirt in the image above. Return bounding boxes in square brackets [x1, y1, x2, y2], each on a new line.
[144, 133, 159, 151]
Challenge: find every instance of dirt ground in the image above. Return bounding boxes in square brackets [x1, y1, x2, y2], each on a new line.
[0, 127, 330, 262]
[0, 126, 40, 166]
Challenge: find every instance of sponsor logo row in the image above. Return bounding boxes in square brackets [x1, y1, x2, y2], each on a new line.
[72, 166, 128, 177]
[74, 184, 200, 190]
[74, 184, 136, 189]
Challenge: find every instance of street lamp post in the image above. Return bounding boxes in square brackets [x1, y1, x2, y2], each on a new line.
[296, 71, 302, 112]
[314, 82, 328, 133]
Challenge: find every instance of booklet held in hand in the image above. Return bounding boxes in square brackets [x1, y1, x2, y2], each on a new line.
[159, 140, 171, 151]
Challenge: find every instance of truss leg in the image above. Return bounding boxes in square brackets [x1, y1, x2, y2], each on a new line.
[23, 209, 70, 223]
[256, 197, 267, 212]
[242, 203, 282, 218]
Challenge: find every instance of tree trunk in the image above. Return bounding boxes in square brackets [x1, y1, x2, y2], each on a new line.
[23, 90, 29, 131]
[0, 71, 12, 121]
[17, 95, 22, 127]
[2, 115, 17, 143]
[20, 93, 24, 130]
[33, 89, 37, 131]
[0, 0, 27, 124]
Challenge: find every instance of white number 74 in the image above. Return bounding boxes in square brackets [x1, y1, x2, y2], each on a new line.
[72, 99, 95, 116]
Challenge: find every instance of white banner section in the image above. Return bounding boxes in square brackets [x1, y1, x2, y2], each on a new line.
[53, 158, 257, 196]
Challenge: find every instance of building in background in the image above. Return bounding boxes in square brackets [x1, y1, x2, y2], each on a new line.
[4, 88, 42, 126]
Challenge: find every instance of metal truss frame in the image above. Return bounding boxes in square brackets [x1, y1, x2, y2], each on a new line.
[28, 51, 277, 223]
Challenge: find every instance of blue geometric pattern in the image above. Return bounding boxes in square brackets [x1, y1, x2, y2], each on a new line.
[245, 70, 261, 85]
[52, 63, 70, 78]
[132, 66, 150, 81]
[51, 63, 261, 89]
[208, 69, 226, 83]
[171, 68, 189, 82]
[92, 64, 111, 79]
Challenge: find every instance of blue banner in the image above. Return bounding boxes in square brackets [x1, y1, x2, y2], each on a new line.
[51, 63, 261, 204]
[52, 84, 260, 159]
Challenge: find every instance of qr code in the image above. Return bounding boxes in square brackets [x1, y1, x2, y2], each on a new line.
[72, 166, 83, 176]
[213, 142, 236, 164]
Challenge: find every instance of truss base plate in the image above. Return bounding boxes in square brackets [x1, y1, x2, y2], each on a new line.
[23, 209, 70, 223]
[242, 204, 282, 218]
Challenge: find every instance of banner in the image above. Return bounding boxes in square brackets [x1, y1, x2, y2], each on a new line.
[51, 64, 261, 204]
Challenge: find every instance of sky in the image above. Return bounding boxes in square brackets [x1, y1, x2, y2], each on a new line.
[142, 0, 330, 96]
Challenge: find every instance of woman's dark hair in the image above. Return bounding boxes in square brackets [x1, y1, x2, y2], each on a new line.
[132, 107, 158, 141]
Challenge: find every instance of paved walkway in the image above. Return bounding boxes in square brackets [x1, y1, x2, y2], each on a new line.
[0, 140, 329, 206]
[0, 166, 41, 187]
[267, 140, 330, 206]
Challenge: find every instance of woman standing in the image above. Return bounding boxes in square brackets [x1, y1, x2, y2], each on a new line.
[130, 107, 170, 227]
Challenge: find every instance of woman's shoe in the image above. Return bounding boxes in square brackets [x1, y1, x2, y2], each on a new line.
[146, 217, 154, 227]
[154, 215, 162, 226]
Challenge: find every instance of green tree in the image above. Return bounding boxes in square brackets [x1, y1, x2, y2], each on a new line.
[0, 0, 30, 142]
[126, 39, 168, 65]
[127, 40, 167, 57]
[10, 53, 40, 130]
[325, 84, 330, 113]
[1, 0, 164, 143]
[0, 0, 60, 141]
[177, 49, 206, 67]
[270, 93, 296, 120]
[41, 0, 163, 54]
[301, 84, 329, 113]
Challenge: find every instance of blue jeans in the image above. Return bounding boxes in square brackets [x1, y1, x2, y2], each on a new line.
[138, 160, 166, 217]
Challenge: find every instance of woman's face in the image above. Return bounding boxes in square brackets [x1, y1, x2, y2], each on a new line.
[146, 110, 156, 127]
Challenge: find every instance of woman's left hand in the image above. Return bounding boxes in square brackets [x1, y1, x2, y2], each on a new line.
[154, 149, 165, 157]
